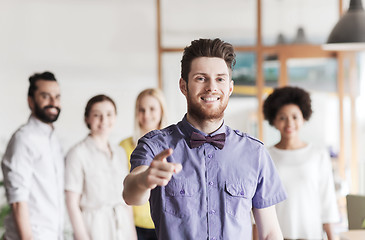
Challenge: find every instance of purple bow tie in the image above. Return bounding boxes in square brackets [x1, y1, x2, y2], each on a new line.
[190, 131, 226, 149]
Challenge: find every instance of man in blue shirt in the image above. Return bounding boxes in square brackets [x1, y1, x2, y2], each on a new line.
[123, 38, 286, 240]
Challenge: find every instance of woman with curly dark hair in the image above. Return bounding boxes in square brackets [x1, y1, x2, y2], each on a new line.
[263, 86, 339, 240]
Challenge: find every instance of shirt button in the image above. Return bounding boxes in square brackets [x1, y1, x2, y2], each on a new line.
[209, 209, 216, 214]
[208, 181, 214, 186]
[180, 189, 185, 195]
[240, 190, 245, 196]
[211, 237, 217, 240]
[208, 154, 212, 158]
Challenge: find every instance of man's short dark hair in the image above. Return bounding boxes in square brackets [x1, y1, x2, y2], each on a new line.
[28, 71, 57, 97]
[263, 86, 313, 125]
[181, 38, 236, 82]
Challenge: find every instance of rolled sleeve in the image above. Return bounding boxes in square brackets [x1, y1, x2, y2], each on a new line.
[130, 137, 158, 172]
[2, 135, 34, 203]
[252, 146, 287, 209]
[64, 148, 84, 194]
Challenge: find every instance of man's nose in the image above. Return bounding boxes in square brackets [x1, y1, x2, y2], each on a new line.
[49, 97, 56, 105]
[205, 79, 217, 92]
[49, 96, 60, 107]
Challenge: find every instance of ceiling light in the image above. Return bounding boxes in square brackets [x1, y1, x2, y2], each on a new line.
[323, 0, 365, 51]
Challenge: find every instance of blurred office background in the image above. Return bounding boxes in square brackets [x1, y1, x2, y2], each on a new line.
[1, 0, 365, 236]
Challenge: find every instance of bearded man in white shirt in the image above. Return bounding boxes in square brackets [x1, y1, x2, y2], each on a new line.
[2, 71, 64, 240]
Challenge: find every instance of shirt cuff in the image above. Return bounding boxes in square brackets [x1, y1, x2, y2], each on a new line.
[253, 191, 287, 209]
[7, 192, 29, 204]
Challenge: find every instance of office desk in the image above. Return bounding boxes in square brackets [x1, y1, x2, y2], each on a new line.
[339, 230, 365, 240]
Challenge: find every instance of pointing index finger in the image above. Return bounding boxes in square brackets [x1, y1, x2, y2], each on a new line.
[154, 148, 173, 162]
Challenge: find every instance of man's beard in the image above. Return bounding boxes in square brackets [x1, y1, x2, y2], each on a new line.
[34, 102, 61, 123]
[186, 92, 228, 122]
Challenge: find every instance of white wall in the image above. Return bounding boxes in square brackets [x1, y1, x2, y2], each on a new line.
[0, 0, 353, 156]
[0, 0, 158, 153]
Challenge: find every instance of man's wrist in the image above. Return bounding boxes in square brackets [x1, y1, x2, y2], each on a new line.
[136, 170, 151, 190]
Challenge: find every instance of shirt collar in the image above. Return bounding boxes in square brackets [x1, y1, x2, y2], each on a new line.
[179, 114, 226, 138]
[28, 115, 55, 137]
[84, 135, 114, 158]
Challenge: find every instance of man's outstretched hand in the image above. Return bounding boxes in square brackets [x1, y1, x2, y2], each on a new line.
[142, 148, 183, 189]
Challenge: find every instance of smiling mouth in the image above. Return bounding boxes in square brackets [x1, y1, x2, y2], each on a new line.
[285, 128, 294, 133]
[201, 96, 220, 102]
[45, 107, 59, 115]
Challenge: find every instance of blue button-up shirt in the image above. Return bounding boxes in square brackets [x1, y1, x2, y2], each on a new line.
[131, 116, 286, 240]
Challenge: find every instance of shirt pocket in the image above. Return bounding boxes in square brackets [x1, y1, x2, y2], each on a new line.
[225, 181, 255, 218]
[163, 177, 200, 218]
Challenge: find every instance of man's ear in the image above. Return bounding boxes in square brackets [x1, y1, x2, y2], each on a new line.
[28, 96, 34, 111]
[179, 78, 187, 97]
[229, 80, 234, 96]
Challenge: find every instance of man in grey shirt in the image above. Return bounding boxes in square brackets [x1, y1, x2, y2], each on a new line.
[2, 71, 64, 240]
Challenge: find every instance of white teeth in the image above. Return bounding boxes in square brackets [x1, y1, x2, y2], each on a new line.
[203, 97, 218, 101]
[47, 108, 58, 114]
